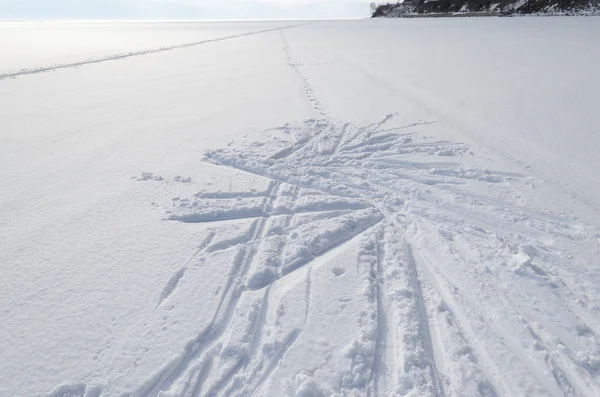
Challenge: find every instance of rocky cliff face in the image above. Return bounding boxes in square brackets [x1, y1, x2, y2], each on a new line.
[371, 0, 599, 16]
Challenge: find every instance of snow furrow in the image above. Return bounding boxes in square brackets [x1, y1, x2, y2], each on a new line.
[405, 243, 447, 397]
[133, 212, 269, 396]
[367, 228, 387, 397]
[409, 240, 566, 397]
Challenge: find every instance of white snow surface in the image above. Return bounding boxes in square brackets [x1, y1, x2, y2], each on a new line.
[1, 17, 600, 397]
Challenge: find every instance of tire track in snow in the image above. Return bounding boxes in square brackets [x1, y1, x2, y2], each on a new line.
[0, 23, 309, 81]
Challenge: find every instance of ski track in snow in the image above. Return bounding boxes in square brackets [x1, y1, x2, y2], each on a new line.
[44, 26, 600, 397]
[147, 125, 598, 395]
[0, 23, 307, 81]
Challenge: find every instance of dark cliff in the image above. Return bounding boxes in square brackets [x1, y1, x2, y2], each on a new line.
[371, 0, 599, 16]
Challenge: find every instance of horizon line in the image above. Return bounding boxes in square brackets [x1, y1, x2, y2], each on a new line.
[0, 17, 367, 23]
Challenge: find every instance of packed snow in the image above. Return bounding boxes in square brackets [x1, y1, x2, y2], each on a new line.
[1, 17, 600, 397]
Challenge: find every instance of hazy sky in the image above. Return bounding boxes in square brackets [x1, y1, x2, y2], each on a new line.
[0, 0, 373, 20]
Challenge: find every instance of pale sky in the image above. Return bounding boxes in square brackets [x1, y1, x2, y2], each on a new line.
[0, 0, 373, 20]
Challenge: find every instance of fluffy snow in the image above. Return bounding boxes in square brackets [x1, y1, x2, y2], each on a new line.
[1, 17, 600, 397]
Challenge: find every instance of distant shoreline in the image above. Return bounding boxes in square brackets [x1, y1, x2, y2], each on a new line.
[371, 0, 600, 18]
[379, 11, 600, 17]
[386, 11, 510, 17]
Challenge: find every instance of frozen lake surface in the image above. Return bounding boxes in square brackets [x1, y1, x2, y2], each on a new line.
[1, 18, 600, 397]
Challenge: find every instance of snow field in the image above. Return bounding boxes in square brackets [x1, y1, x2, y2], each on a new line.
[1, 17, 600, 397]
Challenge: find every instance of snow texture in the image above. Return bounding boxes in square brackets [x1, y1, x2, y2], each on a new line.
[1, 17, 600, 397]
